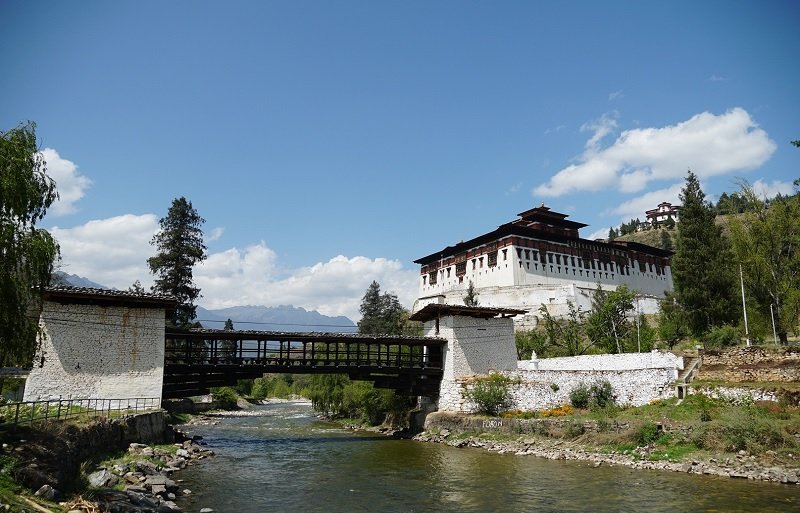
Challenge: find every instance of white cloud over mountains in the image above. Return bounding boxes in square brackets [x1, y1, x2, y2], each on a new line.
[534, 108, 776, 198]
[41, 148, 92, 216]
[51, 214, 418, 321]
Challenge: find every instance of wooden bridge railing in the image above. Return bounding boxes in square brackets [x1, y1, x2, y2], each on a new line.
[162, 328, 446, 398]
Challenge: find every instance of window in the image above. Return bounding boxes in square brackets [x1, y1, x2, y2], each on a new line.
[487, 251, 498, 267]
[502, 249, 508, 261]
[429, 271, 437, 285]
[555, 254, 561, 265]
[446, 267, 451, 278]
[456, 261, 467, 276]
[479, 257, 484, 268]
[524, 249, 530, 260]
[517, 248, 523, 259]
[571, 257, 576, 267]
[548, 253, 553, 264]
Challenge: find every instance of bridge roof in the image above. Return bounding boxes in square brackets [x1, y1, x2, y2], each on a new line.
[43, 286, 177, 309]
[409, 303, 528, 322]
[167, 328, 446, 345]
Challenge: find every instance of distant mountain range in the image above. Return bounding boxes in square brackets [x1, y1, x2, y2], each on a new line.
[195, 305, 357, 333]
[54, 272, 357, 333]
[53, 271, 108, 289]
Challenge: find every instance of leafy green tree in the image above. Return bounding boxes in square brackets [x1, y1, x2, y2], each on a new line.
[535, 302, 592, 356]
[0, 122, 60, 367]
[357, 280, 406, 335]
[660, 230, 673, 252]
[128, 280, 146, 294]
[586, 284, 635, 353]
[463, 280, 479, 307]
[147, 197, 207, 327]
[515, 329, 548, 359]
[658, 292, 688, 349]
[729, 182, 800, 343]
[671, 172, 738, 336]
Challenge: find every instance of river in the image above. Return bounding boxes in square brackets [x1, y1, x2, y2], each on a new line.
[174, 401, 798, 513]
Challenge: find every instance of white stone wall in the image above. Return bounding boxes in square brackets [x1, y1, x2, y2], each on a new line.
[438, 351, 683, 413]
[23, 302, 166, 405]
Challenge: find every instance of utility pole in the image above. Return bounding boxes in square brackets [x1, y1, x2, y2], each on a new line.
[740, 264, 750, 347]
[770, 304, 778, 344]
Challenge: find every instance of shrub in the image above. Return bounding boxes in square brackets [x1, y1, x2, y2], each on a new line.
[721, 411, 789, 453]
[570, 383, 591, 409]
[701, 324, 741, 349]
[212, 387, 239, 410]
[570, 380, 615, 409]
[565, 419, 585, 438]
[466, 373, 515, 416]
[589, 380, 615, 409]
[636, 421, 662, 446]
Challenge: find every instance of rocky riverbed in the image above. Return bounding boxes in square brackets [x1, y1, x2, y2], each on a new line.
[413, 430, 800, 485]
[58, 439, 216, 513]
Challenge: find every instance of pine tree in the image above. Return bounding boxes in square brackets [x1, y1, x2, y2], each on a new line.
[463, 280, 479, 307]
[672, 172, 737, 336]
[147, 197, 207, 327]
[0, 122, 60, 367]
[357, 281, 406, 335]
[660, 230, 673, 252]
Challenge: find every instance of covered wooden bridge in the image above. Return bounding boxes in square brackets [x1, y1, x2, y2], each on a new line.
[162, 328, 446, 399]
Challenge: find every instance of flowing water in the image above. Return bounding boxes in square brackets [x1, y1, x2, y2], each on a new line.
[175, 402, 798, 512]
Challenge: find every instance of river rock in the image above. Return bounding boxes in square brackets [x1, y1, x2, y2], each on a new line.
[34, 484, 58, 500]
[89, 469, 117, 487]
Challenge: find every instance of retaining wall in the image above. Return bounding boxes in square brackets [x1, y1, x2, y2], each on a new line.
[438, 352, 683, 413]
[698, 346, 800, 383]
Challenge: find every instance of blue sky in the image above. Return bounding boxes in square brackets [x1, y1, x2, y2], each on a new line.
[2, 1, 798, 321]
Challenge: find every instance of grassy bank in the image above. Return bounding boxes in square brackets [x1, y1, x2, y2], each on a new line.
[423, 393, 800, 480]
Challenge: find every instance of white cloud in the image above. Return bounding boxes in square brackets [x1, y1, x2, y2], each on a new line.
[608, 90, 624, 101]
[196, 251, 418, 321]
[750, 179, 795, 200]
[41, 148, 92, 216]
[543, 125, 565, 135]
[52, 215, 418, 322]
[50, 214, 159, 289]
[206, 227, 225, 242]
[585, 227, 611, 241]
[609, 183, 683, 222]
[534, 108, 776, 198]
[580, 112, 618, 151]
[708, 75, 727, 82]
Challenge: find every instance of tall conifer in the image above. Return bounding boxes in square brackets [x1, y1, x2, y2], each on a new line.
[148, 197, 207, 327]
[672, 172, 737, 335]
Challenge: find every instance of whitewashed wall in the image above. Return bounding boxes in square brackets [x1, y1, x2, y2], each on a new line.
[23, 302, 166, 405]
[435, 317, 683, 413]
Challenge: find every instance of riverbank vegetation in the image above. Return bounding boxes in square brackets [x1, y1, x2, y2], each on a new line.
[425, 391, 800, 480]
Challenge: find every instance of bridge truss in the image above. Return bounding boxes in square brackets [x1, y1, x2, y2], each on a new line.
[162, 328, 445, 399]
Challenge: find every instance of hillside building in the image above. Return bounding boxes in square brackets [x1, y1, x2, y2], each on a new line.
[645, 201, 680, 224]
[412, 206, 673, 329]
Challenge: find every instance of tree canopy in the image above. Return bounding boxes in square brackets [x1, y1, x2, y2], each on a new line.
[0, 121, 60, 367]
[147, 197, 207, 327]
[671, 171, 738, 336]
[357, 281, 406, 335]
[463, 280, 479, 307]
[729, 182, 800, 342]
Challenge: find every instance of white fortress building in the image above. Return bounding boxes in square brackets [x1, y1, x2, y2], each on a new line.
[412, 205, 673, 329]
